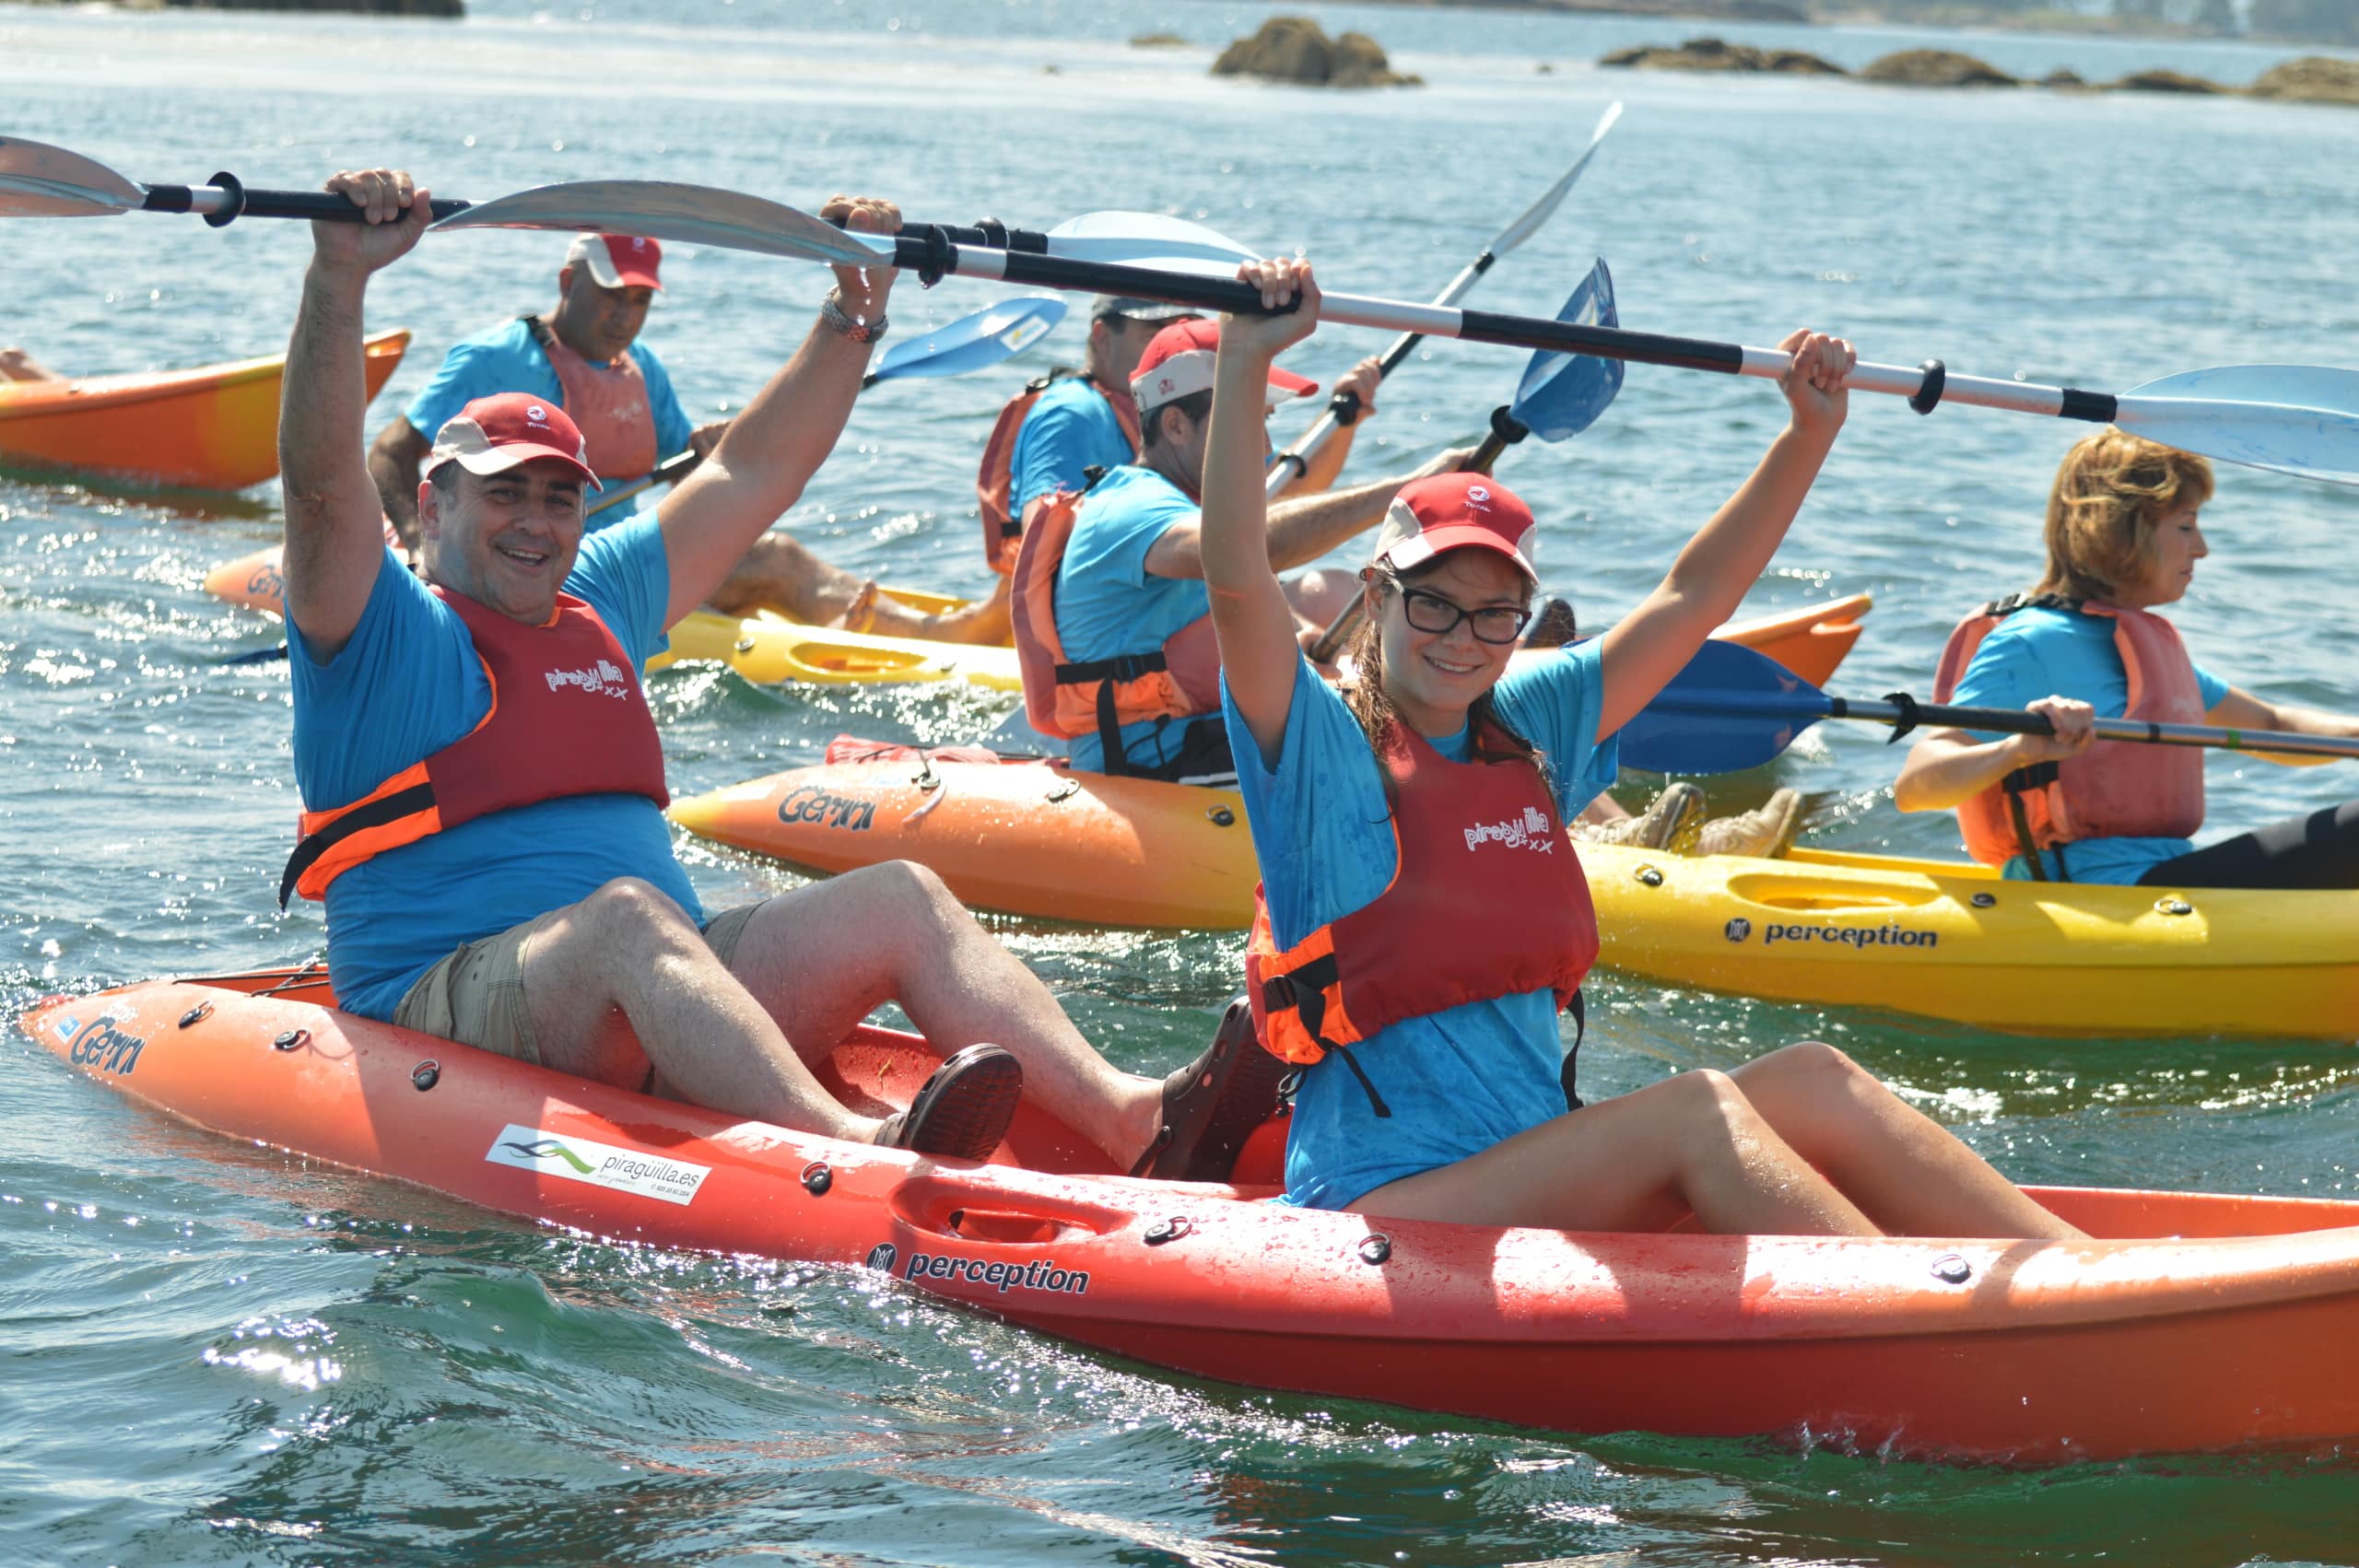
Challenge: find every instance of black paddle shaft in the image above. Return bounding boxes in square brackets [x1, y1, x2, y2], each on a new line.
[143, 177, 1059, 254]
[885, 229, 1750, 377]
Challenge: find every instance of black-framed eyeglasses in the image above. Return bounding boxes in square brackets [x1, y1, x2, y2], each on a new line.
[1398, 586, 1532, 645]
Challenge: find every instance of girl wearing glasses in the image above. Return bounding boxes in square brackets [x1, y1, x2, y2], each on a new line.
[1198, 256, 2082, 1240]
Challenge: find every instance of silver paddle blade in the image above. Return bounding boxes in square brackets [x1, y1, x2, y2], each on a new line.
[431, 179, 886, 267]
[1044, 210, 1260, 275]
[0, 135, 145, 216]
[2119, 364, 2359, 488]
[1489, 100, 1624, 258]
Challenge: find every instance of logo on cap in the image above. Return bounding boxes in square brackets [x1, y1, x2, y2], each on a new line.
[525, 404, 550, 423]
[1467, 484, 1492, 509]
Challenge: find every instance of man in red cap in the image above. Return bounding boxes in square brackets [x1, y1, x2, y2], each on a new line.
[367, 233, 721, 545]
[1009, 316, 1461, 782]
[276, 169, 1281, 1176]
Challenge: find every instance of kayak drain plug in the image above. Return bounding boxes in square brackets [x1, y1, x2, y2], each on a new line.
[411, 1059, 440, 1092]
[1971, 893, 1997, 908]
[1359, 1234, 1392, 1265]
[1144, 1217, 1191, 1246]
[272, 1027, 310, 1052]
[178, 1001, 214, 1029]
[802, 1162, 833, 1196]
[1931, 1253, 1972, 1285]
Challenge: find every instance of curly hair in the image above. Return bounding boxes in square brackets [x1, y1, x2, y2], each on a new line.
[1338, 561, 1554, 802]
[2033, 427, 2213, 603]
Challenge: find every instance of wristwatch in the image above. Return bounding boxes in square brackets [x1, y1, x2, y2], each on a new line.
[820, 288, 887, 345]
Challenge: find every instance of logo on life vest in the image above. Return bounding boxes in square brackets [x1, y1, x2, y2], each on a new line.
[1464, 806, 1555, 854]
[1724, 918, 1753, 942]
[546, 659, 632, 700]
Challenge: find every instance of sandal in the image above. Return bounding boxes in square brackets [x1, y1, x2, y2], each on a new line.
[1130, 998, 1289, 1183]
[873, 1043, 1022, 1162]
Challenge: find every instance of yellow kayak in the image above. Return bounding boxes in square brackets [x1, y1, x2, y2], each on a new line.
[647, 607, 1020, 690]
[673, 756, 2358, 1037]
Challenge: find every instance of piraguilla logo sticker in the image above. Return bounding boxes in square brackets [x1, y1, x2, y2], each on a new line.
[483, 1124, 710, 1205]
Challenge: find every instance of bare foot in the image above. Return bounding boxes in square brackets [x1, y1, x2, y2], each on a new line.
[826, 579, 882, 634]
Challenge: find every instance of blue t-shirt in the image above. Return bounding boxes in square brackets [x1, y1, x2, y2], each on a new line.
[1010, 378, 1134, 517]
[1050, 465, 1216, 774]
[1225, 644, 1622, 1211]
[1950, 604, 2229, 883]
[287, 517, 700, 1022]
[402, 319, 694, 523]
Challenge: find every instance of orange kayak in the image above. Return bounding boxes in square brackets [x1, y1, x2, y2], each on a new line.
[27, 965, 2359, 1464]
[670, 595, 1873, 931]
[0, 329, 409, 491]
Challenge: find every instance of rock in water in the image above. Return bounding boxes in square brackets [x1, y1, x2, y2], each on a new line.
[1213, 17, 1419, 88]
[2247, 56, 2359, 105]
[1602, 38, 1845, 76]
[2108, 69, 2226, 95]
[1860, 50, 2019, 88]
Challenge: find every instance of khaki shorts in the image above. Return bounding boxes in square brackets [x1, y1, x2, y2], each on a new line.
[393, 899, 768, 1065]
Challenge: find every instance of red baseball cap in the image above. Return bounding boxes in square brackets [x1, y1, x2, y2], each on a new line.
[565, 233, 663, 291]
[1129, 318, 1319, 415]
[426, 393, 603, 489]
[1371, 473, 1539, 581]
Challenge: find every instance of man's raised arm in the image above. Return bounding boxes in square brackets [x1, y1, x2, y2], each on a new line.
[278, 169, 431, 661]
[656, 194, 900, 626]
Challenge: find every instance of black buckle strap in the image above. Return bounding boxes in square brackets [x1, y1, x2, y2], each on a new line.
[277, 781, 436, 909]
[1558, 988, 1587, 1110]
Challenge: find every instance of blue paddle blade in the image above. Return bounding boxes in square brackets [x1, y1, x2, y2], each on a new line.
[1617, 638, 1833, 775]
[1509, 259, 1625, 441]
[868, 297, 1067, 381]
[2118, 363, 2359, 487]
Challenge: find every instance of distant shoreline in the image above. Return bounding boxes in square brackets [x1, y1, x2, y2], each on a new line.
[7, 0, 463, 15]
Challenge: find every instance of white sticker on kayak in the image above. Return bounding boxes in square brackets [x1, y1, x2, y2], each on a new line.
[52, 1014, 82, 1043]
[484, 1124, 710, 1207]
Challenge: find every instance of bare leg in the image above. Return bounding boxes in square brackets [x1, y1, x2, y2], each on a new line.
[709, 532, 1011, 645]
[516, 878, 875, 1141]
[1349, 1069, 1881, 1236]
[720, 862, 1165, 1165]
[1728, 1041, 2084, 1239]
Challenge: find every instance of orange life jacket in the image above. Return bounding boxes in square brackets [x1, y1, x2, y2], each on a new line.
[975, 371, 1140, 575]
[524, 314, 661, 483]
[1245, 719, 1601, 1114]
[279, 586, 669, 906]
[1007, 484, 1222, 774]
[1932, 594, 2206, 877]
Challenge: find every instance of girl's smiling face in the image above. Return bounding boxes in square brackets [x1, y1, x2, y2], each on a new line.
[1374, 549, 1534, 737]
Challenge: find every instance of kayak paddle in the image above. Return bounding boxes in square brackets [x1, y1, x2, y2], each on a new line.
[0, 136, 1254, 271]
[1310, 263, 1625, 661]
[1618, 637, 2359, 774]
[1269, 100, 1623, 488]
[427, 178, 2359, 488]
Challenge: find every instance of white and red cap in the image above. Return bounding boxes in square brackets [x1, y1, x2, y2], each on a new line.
[1129, 318, 1319, 415]
[427, 392, 603, 489]
[564, 233, 663, 291]
[1370, 473, 1539, 581]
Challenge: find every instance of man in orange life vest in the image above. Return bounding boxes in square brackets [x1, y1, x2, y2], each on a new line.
[1011, 316, 1464, 783]
[367, 232, 1003, 645]
[278, 168, 1278, 1173]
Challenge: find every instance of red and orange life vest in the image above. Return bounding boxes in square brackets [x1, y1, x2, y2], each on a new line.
[975, 372, 1140, 575]
[1932, 594, 2206, 875]
[525, 314, 660, 483]
[279, 587, 669, 906]
[1007, 485, 1222, 773]
[1245, 719, 1600, 1112]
